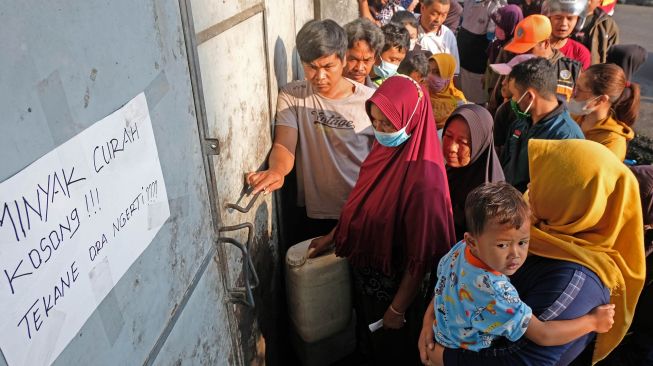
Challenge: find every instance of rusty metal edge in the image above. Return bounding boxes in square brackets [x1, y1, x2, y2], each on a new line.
[196, 2, 265, 45]
[142, 1, 243, 365]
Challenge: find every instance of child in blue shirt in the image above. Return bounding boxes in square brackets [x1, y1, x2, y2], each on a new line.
[432, 182, 615, 353]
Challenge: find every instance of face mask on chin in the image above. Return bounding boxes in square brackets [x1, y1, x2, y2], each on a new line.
[510, 91, 534, 119]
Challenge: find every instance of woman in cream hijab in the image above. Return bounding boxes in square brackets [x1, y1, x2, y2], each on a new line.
[526, 139, 645, 363]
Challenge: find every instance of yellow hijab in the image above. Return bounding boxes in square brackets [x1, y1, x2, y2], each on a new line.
[526, 139, 645, 364]
[429, 54, 466, 129]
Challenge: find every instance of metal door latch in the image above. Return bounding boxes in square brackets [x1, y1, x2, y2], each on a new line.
[217, 189, 261, 307]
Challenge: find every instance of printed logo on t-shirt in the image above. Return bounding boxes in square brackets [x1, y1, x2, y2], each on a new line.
[311, 110, 354, 129]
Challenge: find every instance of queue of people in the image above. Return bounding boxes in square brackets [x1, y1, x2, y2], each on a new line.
[247, 0, 650, 364]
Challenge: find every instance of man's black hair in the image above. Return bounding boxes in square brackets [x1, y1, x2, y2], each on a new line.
[508, 57, 557, 98]
[344, 18, 385, 56]
[296, 19, 347, 63]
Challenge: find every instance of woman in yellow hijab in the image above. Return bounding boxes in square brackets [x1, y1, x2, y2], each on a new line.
[427, 54, 467, 130]
[527, 139, 646, 363]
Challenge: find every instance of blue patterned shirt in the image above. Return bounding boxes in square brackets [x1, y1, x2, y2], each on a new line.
[433, 241, 533, 351]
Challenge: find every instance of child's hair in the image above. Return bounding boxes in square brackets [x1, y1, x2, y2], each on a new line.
[390, 11, 419, 30]
[583, 63, 641, 126]
[380, 22, 410, 53]
[465, 182, 530, 236]
[398, 51, 430, 78]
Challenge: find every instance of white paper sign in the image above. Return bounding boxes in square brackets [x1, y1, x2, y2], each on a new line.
[0, 93, 170, 365]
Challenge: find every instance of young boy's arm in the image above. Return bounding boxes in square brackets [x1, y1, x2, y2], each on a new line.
[525, 303, 615, 346]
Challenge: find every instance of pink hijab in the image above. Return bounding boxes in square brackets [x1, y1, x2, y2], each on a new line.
[335, 75, 456, 276]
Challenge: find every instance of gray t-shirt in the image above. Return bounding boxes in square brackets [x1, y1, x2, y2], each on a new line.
[275, 79, 375, 219]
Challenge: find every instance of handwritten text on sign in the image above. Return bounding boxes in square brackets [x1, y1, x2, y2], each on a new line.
[0, 93, 170, 366]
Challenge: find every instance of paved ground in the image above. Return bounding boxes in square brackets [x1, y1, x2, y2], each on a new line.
[613, 4, 653, 137]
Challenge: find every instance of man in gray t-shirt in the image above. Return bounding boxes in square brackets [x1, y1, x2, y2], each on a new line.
[247, 19, 375, 222]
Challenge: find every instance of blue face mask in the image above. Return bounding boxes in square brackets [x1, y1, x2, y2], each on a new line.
[374, 125, 411, 147]
[371, 74, 423, 148]
[373, 60, 399, 79]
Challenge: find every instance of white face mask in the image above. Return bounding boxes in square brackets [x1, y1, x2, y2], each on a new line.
[567, 96, 601, 116]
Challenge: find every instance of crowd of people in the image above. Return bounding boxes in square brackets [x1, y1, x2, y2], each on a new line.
[246, 0, 651, 364]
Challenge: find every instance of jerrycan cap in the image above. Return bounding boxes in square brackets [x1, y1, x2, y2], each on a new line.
[286, 239, 313, 268]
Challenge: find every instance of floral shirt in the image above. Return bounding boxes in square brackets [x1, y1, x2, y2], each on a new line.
[433, 241, 532, 351]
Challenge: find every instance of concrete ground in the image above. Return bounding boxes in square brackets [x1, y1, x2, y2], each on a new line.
[613, 4, 653, 137]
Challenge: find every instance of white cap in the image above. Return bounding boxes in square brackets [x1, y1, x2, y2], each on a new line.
[489, 54, 537, 75]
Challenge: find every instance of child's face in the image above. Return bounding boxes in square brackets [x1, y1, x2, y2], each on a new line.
[465, 218, 530, 276]
[379, 46, 407, 66]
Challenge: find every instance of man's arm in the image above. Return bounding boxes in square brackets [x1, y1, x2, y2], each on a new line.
[604, 20, 619, 64]
[358, 0, 378, 24]
[247, 125, 297, 194]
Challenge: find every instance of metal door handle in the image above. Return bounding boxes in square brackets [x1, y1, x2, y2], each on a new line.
[217, 222, 260, 307]
[225, 187, 261, 213]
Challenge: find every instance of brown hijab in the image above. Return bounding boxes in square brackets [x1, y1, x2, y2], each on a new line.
[443, 104, 505, 240]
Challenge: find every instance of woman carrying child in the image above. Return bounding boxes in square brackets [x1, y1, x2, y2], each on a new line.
[309, 75, 456, 364]
[430, 181, 614, 363]
[420, 139, 645, 365]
